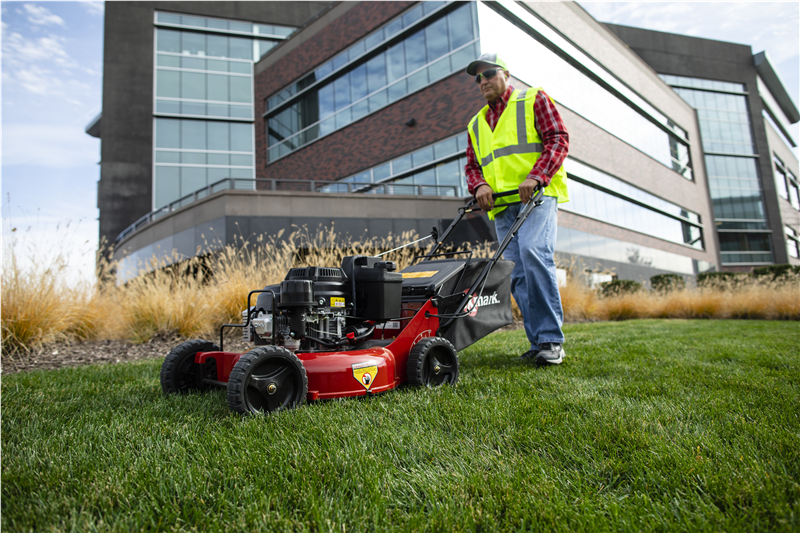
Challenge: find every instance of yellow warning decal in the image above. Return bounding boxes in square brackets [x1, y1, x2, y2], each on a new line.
[331, 297, 345, 307]
[401, 271, 439, 279]
[352, 362, 378, 390]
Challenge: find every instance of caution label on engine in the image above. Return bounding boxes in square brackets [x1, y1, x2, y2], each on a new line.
[401, 270, 439, 279]
[352, 362, 378, 390]
[331, 297, 345, 307]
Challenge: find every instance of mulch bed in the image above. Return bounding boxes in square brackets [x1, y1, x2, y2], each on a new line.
[2, 321, 525, 375]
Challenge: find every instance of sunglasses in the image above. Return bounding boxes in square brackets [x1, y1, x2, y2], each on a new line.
[475, 68, 504, 84]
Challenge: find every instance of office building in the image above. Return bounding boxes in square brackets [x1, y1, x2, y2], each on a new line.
[606, 24, 800, 269]
[94, 2, 729, 283]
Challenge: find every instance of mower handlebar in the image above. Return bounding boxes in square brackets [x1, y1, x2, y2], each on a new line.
[466, 185, 543, 211]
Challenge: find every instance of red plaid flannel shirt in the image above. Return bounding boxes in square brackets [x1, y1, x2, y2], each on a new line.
[465, 85, 569, 196]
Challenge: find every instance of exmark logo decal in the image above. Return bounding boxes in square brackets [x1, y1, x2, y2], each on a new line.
[463, 292, 500, 317]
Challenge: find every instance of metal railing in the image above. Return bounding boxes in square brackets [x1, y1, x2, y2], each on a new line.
[114, 177, 461, 245]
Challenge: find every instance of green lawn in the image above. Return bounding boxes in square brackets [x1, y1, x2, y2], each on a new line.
[2, 320, 799, 532]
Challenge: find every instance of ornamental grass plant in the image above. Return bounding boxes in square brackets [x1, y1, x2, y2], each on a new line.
[2, 225, 798, 356]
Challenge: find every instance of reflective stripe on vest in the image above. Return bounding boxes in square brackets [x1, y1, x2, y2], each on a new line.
[467, 87, 568, 220]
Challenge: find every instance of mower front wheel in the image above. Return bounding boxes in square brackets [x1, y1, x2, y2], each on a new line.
[227, 346, 308, 415]
[407, 337, 459, 387]
[161, 339, 220, 394]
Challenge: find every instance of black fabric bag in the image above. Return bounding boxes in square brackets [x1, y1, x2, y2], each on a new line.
[438, 258, 514, 351]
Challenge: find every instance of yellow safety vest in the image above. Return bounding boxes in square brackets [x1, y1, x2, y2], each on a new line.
[467, 87, 569, 220]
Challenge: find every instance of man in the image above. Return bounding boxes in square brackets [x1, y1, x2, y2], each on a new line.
[464, 53, 569, 365]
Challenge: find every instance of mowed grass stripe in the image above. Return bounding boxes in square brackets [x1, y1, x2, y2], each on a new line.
[2, 319, 799, 532]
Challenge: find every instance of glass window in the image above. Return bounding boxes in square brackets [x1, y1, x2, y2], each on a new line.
[404, 30, 427, 73]
[156, 70, 180, 98]
[207, 34, 228, 58]
[366, 54, 387, 94]
[229, 37, 252, 60]
[477, 4, 686, 176]
[181, 120, 206, 150]
[155, 166, 181, 208]
[156, 29, 181, 53]
[231, 122, 252, 152]
[181, 32, 205, 55]
[207, 121, 230, 151]
[425, 17, 449, 60]
[448, 3, 473, 50]
[155, 118, 180, 148]
[181, 166, 207, 193]
[206, 74, 228, 102]
[386, 42, 406, 82]
[790, 181, 800, 210]
[265, 4, 483, 162]
[229, 76, 251, 103]
[774, 163, 789, 199]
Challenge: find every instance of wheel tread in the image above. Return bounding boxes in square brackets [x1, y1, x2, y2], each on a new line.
[226, 346, 308, 414]
[160, 339, 219, 394]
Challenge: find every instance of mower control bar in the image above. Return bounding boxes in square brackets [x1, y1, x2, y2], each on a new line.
[435, 186, 544, 331]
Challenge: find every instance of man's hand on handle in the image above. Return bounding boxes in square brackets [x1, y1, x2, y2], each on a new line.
[519, 178, 541, 204]
[475, 184, 495, 212]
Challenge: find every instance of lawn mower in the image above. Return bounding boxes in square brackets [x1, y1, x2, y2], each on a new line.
[160, 187, 544, 414]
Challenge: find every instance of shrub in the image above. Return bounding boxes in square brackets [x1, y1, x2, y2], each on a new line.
[599, 279, 643, 297]
[751, 264, 800, 281]
[650, 273, 686, 293]
[697, 271, 738, 288]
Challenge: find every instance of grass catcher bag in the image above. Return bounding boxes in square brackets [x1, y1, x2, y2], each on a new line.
[438, 258, 514, 351]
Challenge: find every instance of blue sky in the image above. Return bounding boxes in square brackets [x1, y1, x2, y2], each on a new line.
[1, 1, 798, 285]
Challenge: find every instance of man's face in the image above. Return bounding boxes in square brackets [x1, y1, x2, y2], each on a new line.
[476, 63, 509, 102]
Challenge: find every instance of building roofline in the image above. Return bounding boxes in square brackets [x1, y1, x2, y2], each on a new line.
[753, 51, 800, 124]
[85, 112, 102, 138]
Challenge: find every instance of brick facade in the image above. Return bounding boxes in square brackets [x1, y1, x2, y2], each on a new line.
[257, 73, 485, 185]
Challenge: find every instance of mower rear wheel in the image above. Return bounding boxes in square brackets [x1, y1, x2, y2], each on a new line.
[227, 346, 308, 415]
[161, 339, 219, 394]
[407, 337, 459, 387]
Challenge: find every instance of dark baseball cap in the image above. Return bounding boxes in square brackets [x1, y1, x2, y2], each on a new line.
[465, 52, 509, 76]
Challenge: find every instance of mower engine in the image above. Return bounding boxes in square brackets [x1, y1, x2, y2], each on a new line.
[243, 256, 403, 352]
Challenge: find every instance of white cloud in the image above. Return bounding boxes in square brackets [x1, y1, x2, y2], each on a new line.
[23, 3, 65, 27]
[80, 1, 104, 17]
[2, 30, 75, 67]
[2, 123, 100, 168]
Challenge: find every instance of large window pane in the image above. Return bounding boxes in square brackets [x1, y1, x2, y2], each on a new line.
[207, 121, 230, 151]
[229, 76, 251, 103]
[206, 74, 229, 101]
[181, 32, 205, 55]
[425, 17, 449, 61]
[156, 70, 180, 98]
[181, 120, 206, 150]
[230, 123, 252, 152]
[155, 118, 180, 148]
[229, 37, 252, 60]
[181, 166, 207, 195]
[206, 34, 228, 58]
[350, 64, 368, 102]
[448, 4, 473, 50]
[387, 42, 406, 82]
[366, 54, 387, 93]
[404, 30, 427, 73]
[157, 29, 180, 53]
[181, 71, 206, 100]
[155, 166, 181, 208]
[333, 75, 350, 111]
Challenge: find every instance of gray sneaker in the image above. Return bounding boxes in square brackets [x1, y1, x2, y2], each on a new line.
[518, 348, 539, 361]
[534, 343, 564, 366]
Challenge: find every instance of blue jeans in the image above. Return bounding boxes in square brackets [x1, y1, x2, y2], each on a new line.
[493, 197, 564, 349]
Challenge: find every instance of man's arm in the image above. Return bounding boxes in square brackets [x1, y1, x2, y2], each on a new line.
[465, 134, 494, 211]
[520, 90, 569, 203]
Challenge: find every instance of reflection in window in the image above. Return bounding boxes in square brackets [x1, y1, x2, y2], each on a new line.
[556, 227, 697, 275]
[774, 157, 789, 199]
[267, 3, 478, 161]
[672, 87, 755, 155]
[561, 173, 703, 249]
[318, 134, 471, 197]
[785, 226, 799, 259]
[154, 118, 254, 209]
